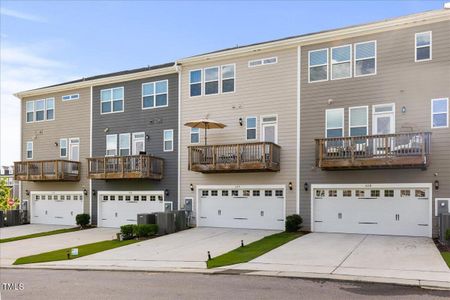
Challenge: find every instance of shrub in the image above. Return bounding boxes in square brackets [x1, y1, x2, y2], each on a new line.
[133, 224, 158, 238]
[120, 224, 136, 240]
[446, 229, 450, 241]
[75, 214, 90, 229]
[285, 214, 303, 232]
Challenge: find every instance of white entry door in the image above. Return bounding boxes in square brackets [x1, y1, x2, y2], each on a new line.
[372, 104, 395, 153]
[31, 192, 83, 226]
[198, 185, 285, 230]
[132, 132, 145, 155]
[69, 138, 80, 161]
[313, 184, 431, 237]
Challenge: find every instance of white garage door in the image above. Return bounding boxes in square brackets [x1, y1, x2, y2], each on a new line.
[98, 191, 166, 228]
[313, 184, 432, 237]
[31, 192, 84, 226]
[198, 185, 285, 230]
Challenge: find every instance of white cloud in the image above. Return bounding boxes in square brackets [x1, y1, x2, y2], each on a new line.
[0, 42, 78, 166]
[0, 7, 46, 23]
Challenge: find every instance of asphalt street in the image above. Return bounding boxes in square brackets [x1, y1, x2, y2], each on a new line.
[0, 269, 449, 300]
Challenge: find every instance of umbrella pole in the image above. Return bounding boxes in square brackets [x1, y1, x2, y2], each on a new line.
[204, 127, 207, 145]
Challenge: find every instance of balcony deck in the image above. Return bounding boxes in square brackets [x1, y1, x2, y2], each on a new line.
[315, 132, 431, 170]
[14, 160, 81, 181]
[188, 142, 281, 173]
[87, 155, 164, 180]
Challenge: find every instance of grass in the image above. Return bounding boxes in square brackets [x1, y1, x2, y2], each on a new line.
[441, 252, 450, 268]
[207, 231, 303, 269]
[13, 239, 138, 265]
[0, 227, 81, 243]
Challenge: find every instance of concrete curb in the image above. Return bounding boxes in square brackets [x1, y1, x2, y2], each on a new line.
[2, 264, 449, 291]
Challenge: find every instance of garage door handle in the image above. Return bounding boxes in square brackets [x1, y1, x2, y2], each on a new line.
[234, 217, 248, 220]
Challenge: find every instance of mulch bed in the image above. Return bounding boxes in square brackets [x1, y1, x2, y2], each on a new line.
[433, 238, 450, 252]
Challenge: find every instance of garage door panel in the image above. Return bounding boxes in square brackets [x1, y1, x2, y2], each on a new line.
[31, 193, 83, 226]
[313, 186, 431, 237]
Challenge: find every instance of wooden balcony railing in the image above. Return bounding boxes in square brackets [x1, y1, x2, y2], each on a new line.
[315, 132, 431, 170]
[188, 142, 281, 173]
[87, 155, 164, 180]
[14, 160, 81, 181]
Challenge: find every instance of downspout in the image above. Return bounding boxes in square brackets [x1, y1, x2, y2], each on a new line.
[175, 62, 182, 210]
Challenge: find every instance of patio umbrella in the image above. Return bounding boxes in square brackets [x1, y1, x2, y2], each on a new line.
[184, 119, 226, 145]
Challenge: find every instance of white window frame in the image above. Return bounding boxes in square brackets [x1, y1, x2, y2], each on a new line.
[100, 87, 124, 114]
[431, 98, 449, 129]
[260, 115, 278, 144]
[132, 132, 146, 155]
[221, 64, 235, 94]
[190, 128, 200, 144]
[60, 138, 68, 158]
[119, 133, 131, 156]
[308, 48, 329, 83]
[163, 129, 174, 152]
[26, 141, 33, 159]
[246, 116, 257, 141]
[189, 69, 202, 98]
[45, 98, 55, 121]
[331, 44, 352, 80]
[62, 94, 80, 101]
[26, 101, 34, 123]
[248, 57, 278, 68]
[354, 40, 377, 77]
[415, 31, 432, 62]
[204, 66, 220, 96]
[142, 80, 169, 110]
[348, 106, 369, 136]
[106, 134, 118, 156]
[34, 99, 46, 122]
[325, 108, 344, 138]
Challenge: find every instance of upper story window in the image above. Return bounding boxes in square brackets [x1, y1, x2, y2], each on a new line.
[62, 94, 80, 101]
[326, 108, 344, 138]
[142, 80, 168, 109]
[35, 99, 46, 121]
[415, 31, 432, 62]
[60, 138, 68, 158]
[164, 129, 174, 152]
[354, 41, 376, 77]
[248, 57, 278, 67]
[349, 106, 368, 136]
[331, 45, 352, 80]
[221, 64, 235, 93]
[101, 87, 124, 114]
[189, 70, 202, 97]
[119, 133, 131, 156]
[106, 134, 118, 156]
[205, 67, 219, 95]
[431, 98, 448, 128]
[46, 98, 55, 120]
[26, 101, 34, 122]
[190, 128, 200, 144]
[308, 49, 328, 82]
[246, 116, 257, 140]
[26, 141, 33, 159]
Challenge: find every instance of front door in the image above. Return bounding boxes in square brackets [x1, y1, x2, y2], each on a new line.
[132, 132, 145, 155]
[372, 104, 395, 154]
[69, 139, 80, 161]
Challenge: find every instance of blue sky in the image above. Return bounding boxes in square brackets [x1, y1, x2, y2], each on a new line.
[0, 0, 446, 166]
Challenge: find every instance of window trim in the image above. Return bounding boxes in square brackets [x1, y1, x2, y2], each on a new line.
[60, 138, 68, 158]
[189, 69, 203, 98]
[26, 101, 34, 123]
[100, 87, 124, 115]
[34, 99, 46, 122]
[331, 44, 352, 80]
[62, 93, 80, 101]
[246, 116, 257, 141]
[354, 40, 377, 77]
[26, 141, 33, 159]
[119, 133, 131, 156]
[248, 57, 278, 67]
[308, 48, 329, 83]
[204, 66, 220, 96]
[142, 80, 169, 110]
[105, 134, 118, 157]
[348, 106, 369, 136]
[221, 63, 236, 94]
[431, 98, 449, 129]
[325, 108, 345, 138]
[415, 31, 432, 62]
[190, 128, 200, 144]
[163, 129, 174, 152]
[45, 98, 55, 121]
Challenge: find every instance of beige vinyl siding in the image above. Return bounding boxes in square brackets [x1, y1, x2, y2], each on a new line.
[180, 47, 298, 218]
[21, 87, 91, 213]
[300, 20, 450, 236]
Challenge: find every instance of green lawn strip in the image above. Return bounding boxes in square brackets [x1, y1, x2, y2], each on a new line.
[13, 239, 138, 265]
[207, 231, 303, 269]
[441, 252, 450, 268]
[0, 227, 81, 244]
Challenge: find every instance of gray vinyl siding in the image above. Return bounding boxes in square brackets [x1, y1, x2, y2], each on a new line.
[299, 20, 450, 236]
[91, 73, 178, 224]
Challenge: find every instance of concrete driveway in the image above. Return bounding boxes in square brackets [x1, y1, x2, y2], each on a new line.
[0, 224, 74, 240]
[0, 228, 118, 266]
[36, 227, 277, 270]
[231, 233, 450, 283]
